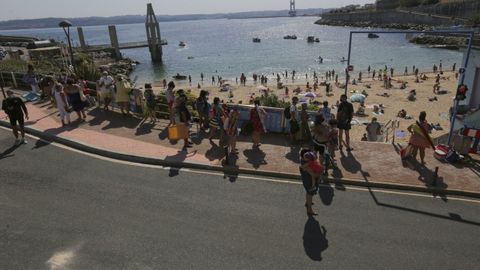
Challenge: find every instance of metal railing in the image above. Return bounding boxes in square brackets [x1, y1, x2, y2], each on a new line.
[383, 119, 400, 144]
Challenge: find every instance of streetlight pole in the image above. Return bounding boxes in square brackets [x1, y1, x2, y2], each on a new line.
[59, 20, 75, 71]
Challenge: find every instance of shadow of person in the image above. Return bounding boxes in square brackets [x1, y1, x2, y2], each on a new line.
[285, 145, 301, 163]
[303, 216, 328, 261]
[0, 144, 20, 160]
[205, 141, 225, 161]
[164, 150, 193, 177]
[243, 147, 267, 169]
[318, 184, 334, 206]
[339, 150, 361, 174]
[223, 153, 239, 183]
[135, 122, 155, 136]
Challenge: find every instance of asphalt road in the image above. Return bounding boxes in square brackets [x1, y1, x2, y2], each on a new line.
[0, 128, 479, 270]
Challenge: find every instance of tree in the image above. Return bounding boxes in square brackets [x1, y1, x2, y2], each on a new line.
[400, 0, 421, 7]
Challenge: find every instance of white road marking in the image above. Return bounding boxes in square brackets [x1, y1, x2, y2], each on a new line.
[3, 126, 480, 204]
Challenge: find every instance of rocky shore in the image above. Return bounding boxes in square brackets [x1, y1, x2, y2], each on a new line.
[90, 50, 139, 78]
[409, 35, 466, 49]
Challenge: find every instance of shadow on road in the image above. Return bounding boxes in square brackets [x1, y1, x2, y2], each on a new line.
[318, 184, 334, 206]
[303, 216, 328, 261]
[0, 144, 20, 160]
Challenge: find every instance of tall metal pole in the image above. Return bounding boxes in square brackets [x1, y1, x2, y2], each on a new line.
[447, 32, 475, 145]
[344, 31, 353, 96]
[65, 26, 75, 71]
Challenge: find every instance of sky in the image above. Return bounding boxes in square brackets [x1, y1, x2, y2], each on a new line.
[0, 0, 372, 20]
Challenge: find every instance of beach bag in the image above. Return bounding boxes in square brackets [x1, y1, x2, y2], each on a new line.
[445, 149, 460, 163]
[168, 124, 189, 141]
[433, 144, 449, 161]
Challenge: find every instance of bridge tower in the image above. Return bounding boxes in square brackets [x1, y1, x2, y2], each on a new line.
[146, 3, 162, 62]
[289, 0, 296, 17]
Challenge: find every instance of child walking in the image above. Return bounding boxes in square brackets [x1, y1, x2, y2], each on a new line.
[300, 150, 324, 192]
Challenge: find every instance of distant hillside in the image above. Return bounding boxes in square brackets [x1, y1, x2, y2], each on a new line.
[0, 9, 327, 30]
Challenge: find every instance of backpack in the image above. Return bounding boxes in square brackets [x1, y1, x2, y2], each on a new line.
[284, 106, 291, 120]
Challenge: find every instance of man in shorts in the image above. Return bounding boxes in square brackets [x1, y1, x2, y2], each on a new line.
[98, 71, 115, 111]
[337, 94, 354, 151]
[2, 90, 29, 145]
[289, 96, 300, 142]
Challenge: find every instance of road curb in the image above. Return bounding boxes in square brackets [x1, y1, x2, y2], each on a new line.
[1, 120, 479, 199]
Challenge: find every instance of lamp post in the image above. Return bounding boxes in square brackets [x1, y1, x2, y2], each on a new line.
[59, 20, 75, 71]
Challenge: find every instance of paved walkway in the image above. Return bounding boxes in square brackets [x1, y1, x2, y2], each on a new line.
[1, 93, 479, 196]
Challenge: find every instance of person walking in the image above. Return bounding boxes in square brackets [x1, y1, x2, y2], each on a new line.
[249, 99, 266, 148]
[300, 148, 318, 216]
[166, 81, 176, 126]
[175, 90, 192, 149]
[300, 103, 311, 143]
[143, 83, 157, 123]
[288, 96, 300, 143]
[207, 97, 224, 142]
[226, 105, 240, 154]
[64, 79, 87, 121]
[337, 94, 354, 151]
[53, 83, 71, 126]
[97, 71, 115, 111]
[195, 90, 210, 130]
[2, 90, 29, 145]
[115, 75, 132, 116]
[406, 111, 433, 164]
[311, 115, 331, 165]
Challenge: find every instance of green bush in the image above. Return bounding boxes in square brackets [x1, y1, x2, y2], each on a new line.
[257, 93, 289, 108]
[400, 0, 421, 7]
[422, 0, 439, 5]
[75, 60, 101, 81]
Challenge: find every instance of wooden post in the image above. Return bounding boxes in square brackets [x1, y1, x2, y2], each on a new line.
[77, 27, 87, 49]
[108, 25, 122, 60]
[145, 3, 162, 62]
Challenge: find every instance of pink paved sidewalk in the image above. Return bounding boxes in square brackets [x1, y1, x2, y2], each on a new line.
[1, 97, 479, 195]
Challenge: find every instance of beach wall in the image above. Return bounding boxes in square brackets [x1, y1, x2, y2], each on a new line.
[408, 1, 480, 20]
[462, 50, 480, 110]
[317, 10, 462, 27]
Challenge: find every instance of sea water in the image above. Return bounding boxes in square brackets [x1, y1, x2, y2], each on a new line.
[0, 17, 464, 85]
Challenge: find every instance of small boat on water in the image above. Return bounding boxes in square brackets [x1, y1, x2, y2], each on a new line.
[179, 41, 186, 47]
[283, 35, 297, 40]
[368, 33, 379, 39]
[315, 38, 320, 43]
[253, 38, 261, 43]
[307, 36, 315, 43]
[172, 73, 187, 80]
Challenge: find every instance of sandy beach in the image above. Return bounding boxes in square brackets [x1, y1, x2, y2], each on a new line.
[152, 70, 459, 143]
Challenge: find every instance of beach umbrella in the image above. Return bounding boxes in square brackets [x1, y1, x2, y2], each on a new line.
[304, 92, 317, 98]
[350, 94, 366, 103]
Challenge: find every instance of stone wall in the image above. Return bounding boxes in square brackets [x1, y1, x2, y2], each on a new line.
[317, 10, 462, 27]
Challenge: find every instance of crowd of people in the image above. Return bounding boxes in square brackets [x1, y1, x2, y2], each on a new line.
[2, 63, 452, 217]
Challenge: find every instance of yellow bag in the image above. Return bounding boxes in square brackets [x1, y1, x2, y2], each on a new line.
[168, 124, 189, 141]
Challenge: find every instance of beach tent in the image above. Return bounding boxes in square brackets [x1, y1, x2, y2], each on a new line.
[303, 92, 317, 98]
[350, 94, 366, 103]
